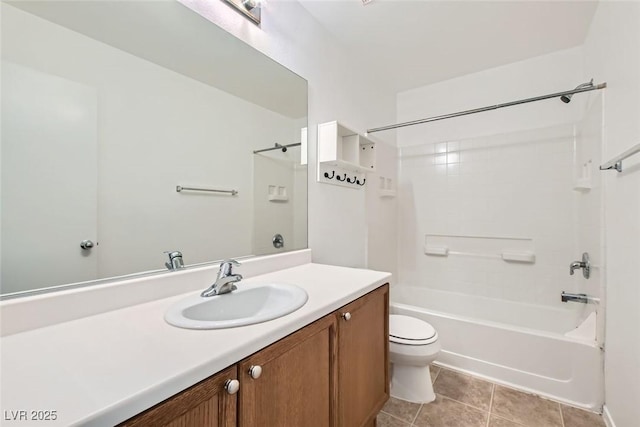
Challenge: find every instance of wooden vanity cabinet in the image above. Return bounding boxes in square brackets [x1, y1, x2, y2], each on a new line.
[337, 284, 389, 427]
[238, 314, 338, 427]
[120, 284, 389, 427]
[119, 365, 238, 427]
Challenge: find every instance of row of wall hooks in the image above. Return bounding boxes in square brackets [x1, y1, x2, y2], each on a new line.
[323, 170, 366, 186]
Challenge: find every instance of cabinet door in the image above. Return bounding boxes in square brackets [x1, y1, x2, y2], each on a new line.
[238, 315, 338, 427]
[337, 284, 389, 427]
[119, 365, 237, 427]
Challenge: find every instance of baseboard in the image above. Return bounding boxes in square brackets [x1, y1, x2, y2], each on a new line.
[602, 405, 616, 427]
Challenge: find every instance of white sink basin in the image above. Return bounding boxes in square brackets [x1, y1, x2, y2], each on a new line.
[165, 283, 308, 329]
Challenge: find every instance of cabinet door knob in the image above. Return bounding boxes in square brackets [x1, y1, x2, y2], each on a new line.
[248, 365, 262, 379]
[341, 312, 351, 321]
[224, 379, 240, 394]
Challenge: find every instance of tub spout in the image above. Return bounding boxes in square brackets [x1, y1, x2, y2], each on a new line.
[561, 291, 599, 304]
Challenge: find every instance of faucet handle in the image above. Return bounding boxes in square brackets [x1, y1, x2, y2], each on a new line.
[218, 259, 241, 276]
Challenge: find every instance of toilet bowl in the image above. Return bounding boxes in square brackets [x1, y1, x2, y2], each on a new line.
[389, 314, 441, 403]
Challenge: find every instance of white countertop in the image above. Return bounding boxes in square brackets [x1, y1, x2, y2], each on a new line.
[0, 263, 390, 426]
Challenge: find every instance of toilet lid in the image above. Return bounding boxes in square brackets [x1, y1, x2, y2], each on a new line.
[389, 315, 437, 345]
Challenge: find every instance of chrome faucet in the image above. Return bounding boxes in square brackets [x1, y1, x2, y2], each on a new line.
[165, 251, 184, 270]
[561, 292, 589, 303]
[569, 252, 591, 279]
[561, 291, 599, 304]
[569, 261, 582, 274]
[201, 259, 243, 297]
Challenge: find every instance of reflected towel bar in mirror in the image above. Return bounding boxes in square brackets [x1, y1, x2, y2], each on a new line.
[176, 186, 238, 196]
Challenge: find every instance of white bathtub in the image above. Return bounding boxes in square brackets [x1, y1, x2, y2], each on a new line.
[391, 286, 604, 411]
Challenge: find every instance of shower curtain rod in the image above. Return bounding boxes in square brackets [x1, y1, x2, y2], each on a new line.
[253, 142, 301, 154]
[366, 82, 607, 135]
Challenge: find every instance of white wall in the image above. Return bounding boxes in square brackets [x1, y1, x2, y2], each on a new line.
[1, 4, 303, 288]
[395, 47, 602, 315]
[583, 3, 640, 426]
[397, 47, 588, 146]
[365, 139, 398, 280]
[179, 0, 398, 269]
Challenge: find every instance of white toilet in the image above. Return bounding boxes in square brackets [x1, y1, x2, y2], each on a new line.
[389, 314, 441, 403]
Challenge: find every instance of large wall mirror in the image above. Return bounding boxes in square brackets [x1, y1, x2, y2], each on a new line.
[0, 1, 308, 297]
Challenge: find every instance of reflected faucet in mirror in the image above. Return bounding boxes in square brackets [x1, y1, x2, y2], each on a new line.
[201, 259, 243, 297]
[164, 251, 184, 271]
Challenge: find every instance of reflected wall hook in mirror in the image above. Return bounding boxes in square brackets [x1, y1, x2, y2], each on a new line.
[346, 175, 357, 184]
[336, 173, 347, 182]
[357, 178, 366, 186]
[324, 170, 335, 179]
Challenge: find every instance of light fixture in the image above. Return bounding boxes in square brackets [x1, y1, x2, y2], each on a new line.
[222, 0, 262, 25]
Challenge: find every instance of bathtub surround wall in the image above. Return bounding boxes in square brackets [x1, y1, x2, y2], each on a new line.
[583, 3, 640, 426]
[396, 46, 597, 313]
[398, 124, 587, 311]
[179, 0, 398, 271]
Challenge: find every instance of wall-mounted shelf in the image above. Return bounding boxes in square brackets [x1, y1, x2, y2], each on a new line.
[423, 234, 535, 264]
[318, 121, 376, 172]
[317, 121, 376, 189]
[326, 159, 371, 174]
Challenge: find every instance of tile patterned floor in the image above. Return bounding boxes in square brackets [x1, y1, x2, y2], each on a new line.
[377, 365, 606, 427]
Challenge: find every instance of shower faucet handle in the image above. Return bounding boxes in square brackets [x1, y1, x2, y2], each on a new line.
[569, 252, 591, 279]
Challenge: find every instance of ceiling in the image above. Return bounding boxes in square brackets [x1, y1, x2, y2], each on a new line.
[298, 0, 599, 93]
